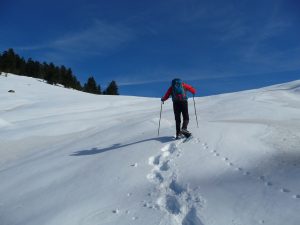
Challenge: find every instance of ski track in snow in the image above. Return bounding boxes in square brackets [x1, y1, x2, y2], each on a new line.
[147, 139, 205, 225]
[198, 139, 300, 200]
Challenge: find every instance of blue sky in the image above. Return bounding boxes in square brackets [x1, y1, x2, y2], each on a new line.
[1, 0, 300, 97]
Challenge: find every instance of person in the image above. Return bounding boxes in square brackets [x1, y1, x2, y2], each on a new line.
[161, 78, 196, 139]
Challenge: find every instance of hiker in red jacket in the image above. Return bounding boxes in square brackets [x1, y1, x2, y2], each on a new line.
[161, 78, 196, 139]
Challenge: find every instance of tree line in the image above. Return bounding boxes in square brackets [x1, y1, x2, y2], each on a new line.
[0, 48, 119, 95]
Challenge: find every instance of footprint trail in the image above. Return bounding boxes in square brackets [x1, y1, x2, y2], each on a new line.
[147, 140, 205, 225]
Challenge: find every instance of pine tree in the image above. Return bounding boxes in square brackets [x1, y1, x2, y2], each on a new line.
[15, 56, 26, 75]
[97, 84, 102, 94]
[0, 52, 3, 72]
[25, 58, 35, 77]
[45, 63, 57, 85]
[65, 68, 82, 91]
[1, 49, 17, 73]
[40, 62, 49, 79]
[83, 76, 101, 94]
[104, 80, 119, 95]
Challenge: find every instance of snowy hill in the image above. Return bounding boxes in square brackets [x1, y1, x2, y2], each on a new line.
[0, 73, 300, 225]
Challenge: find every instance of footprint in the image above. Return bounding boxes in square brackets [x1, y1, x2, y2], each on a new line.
[143, 202, 151, 208]
[193, 138, 201, 144]
[169, 144, 177, 154]
[182, 207, 204, 225]
[147, 171, 164, 183]
[222, 157, 229, 161]
[293, 195, 300, 199]
[160, 161, 170, 171]
[112, 209, 119, 214]
[130, 163, 138, 167]
[169, 180, 185, 195]
[153, 172, 164, 183]
[265, 182, 272, 186]
[165, 195, 181, 215]
[149, 155, 161, 165]
[132, 216, 138, 220]
[280, 188, 290, 193]
[153, 155, 161, 165]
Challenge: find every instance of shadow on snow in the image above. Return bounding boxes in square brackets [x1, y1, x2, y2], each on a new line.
[70, 136, 174, 156]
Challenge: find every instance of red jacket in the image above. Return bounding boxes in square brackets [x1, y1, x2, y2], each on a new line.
[162, 82, 196, 101]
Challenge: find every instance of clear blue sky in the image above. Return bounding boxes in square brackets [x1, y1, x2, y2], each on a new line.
[1, 0, 300, 97]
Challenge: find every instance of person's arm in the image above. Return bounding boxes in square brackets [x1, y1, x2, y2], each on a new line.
[161, 86, 172, 101]
[183, 83, 196, 95]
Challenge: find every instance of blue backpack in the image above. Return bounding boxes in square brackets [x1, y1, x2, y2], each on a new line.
[171, 78, 187, 101]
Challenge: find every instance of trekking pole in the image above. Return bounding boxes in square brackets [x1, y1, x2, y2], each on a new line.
[193, 95, 199, 128]
[158, 101, 163, 136]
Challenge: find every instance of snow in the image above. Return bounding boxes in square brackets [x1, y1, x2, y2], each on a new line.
[0, 73, 300, 225]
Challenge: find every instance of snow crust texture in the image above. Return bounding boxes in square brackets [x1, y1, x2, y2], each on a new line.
[1, 73, 300, 225]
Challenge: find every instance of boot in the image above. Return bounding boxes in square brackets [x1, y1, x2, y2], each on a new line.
[181, 128, 191, 138]
[176, 131, 184, 139]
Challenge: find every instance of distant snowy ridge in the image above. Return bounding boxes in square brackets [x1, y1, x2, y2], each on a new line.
[0, 73, 300, 225]
[262, 79, 300, 92]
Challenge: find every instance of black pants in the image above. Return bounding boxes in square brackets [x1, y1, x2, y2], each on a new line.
[173, 100, 189, 135]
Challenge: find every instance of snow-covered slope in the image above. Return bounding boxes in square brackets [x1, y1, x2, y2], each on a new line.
[0, 73, 300, 225]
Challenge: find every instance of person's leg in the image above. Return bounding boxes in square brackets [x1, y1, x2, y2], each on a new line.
[173, 101, 181, 136]
[181, 100, 189, 130]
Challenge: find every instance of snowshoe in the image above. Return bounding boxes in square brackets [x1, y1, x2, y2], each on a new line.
[181, 129, 192, 138]
[175, 133, 185, 140]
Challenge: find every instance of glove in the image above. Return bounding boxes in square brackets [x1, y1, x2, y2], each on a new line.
[161, 97, 165, 102]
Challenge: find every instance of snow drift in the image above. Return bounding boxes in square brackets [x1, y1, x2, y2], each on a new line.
[0, 73, 300, 225]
